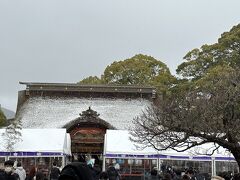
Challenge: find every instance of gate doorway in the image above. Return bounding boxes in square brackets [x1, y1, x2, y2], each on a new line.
[63, 107, 115, 169]
[71, 127, 106, 167]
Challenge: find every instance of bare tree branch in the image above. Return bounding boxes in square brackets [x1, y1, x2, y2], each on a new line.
[131, 68, 240, 167]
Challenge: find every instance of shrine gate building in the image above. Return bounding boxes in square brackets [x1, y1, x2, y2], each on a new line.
[15, 82, 156, 163]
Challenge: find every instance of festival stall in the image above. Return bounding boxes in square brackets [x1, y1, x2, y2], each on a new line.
[0, 128, 71, 175]
[104, 130, 238, 178]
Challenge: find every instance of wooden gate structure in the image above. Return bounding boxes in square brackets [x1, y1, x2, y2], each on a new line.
[63, 107, 115, 162]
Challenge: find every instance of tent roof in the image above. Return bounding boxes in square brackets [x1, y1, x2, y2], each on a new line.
[0, 129, 71, 156]
[105, 130, 158, 155]
[105, 130, 235, 161]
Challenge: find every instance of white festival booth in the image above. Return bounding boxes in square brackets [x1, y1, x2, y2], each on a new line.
[103, 130, 238, 178]
[0, 129, 71, 175]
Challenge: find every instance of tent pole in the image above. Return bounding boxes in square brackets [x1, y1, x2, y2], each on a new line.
[62, 156, 65, 168]
[102, 133, 107, 171]
[212, 158, 216, 176]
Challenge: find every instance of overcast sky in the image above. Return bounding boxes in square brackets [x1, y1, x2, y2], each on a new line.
[0, 0, 240, 111]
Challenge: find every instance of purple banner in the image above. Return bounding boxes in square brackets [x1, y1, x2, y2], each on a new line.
[105, 153, 236, 161]
[0, 152, 66, 157]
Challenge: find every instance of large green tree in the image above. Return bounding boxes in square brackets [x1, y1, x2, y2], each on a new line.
[177, 24, 240, 79]
[103, 54, 176, 93]
[0, 109, 6, 127]
[103, 54, 170, 84]
[78, 54, 176, 94]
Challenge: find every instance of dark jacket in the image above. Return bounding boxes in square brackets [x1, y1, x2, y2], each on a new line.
[106, 166, 119, 180]
[0, 170, 19, 180]
[59, 162, 94, 180]
[25, 175, 34, 180]
[35, 170, 45, 180]
[50, 166, 60, 179]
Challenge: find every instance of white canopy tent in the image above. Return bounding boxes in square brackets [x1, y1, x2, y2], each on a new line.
[0, 128, 71, 157]
[104, 130, 235, 161]
[104, 130, 238, 176]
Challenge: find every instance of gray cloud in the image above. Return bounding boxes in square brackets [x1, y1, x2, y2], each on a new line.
[0, 0, 240, 111]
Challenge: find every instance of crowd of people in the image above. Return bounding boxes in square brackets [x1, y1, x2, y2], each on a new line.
[145, 165, 240, 180]
[0, 159, 120, 180]
[0, 159, 240, 180]
[0, 160, 61, 180]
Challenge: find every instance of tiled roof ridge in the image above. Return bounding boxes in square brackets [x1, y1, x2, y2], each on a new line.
[19, 81, 155, 89]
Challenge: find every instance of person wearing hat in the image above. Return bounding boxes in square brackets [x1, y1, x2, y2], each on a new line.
[0, 160, 19, 180]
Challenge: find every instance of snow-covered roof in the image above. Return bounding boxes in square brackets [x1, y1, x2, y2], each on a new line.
[0, 129, 71, 156]
[16, 97, 151, 129]
[105, 130, 235, 161]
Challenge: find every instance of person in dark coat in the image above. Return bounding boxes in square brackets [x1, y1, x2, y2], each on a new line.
[50, 162, 60, 180]
[93, 164, 101, 180]
[163, 173, 172, 180]
[87, 159, 97, 179]
[149, 169, 159, 180]
[233, 173, 240, 180]
[58, 162, 94, 180]
[106, 166, 119, 180]
[36, 171, 46, 180]
[181, 175, 190, 180]
[99, 171, 109, 180]
[185, 169, 194, 180]
[0, 160, 19, 180]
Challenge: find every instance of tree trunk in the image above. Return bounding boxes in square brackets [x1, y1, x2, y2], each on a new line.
[230, 148, 240, 168]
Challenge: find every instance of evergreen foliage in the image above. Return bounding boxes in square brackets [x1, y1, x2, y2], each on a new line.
[0, 109, 6, 127]
[78, 54, 176, 94]
[78, 76, 103, 85]
[177, 24, 240, 79]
